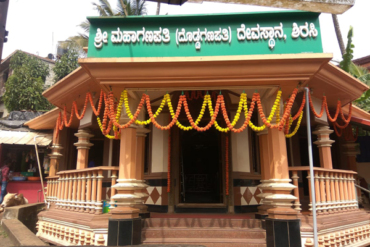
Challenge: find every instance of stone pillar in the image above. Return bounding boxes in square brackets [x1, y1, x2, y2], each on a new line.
[343, 140, 361, 204]
[108, 117, 145, 246]
[257, 91, 300, 247]
[74, 129, 94, 170]
[134, 127, 150, 218]
[48, 144, 63, 177]
[256, 129, 274, 217]
[313, 125, 334, 169]
[343, 141, 360, 172]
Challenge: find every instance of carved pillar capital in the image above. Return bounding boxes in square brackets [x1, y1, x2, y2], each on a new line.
[313, 125, 334, 169]
[313, 125, 335, 147]
[48, 144, 63, 160]
[74, 129, 94, 170]
[74, 129, 94, 150]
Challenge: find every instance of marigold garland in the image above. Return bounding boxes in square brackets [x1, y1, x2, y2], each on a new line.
[56, 87, 356, 141]
[285, 111, 304, 138]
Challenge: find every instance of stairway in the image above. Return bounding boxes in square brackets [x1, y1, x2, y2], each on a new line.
[142, 217, 267, 247]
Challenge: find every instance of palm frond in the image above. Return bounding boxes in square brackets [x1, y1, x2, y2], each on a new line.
[93, 3, 109, 16]
[349, 62, 369, 78]
[78, 20, 91, 34]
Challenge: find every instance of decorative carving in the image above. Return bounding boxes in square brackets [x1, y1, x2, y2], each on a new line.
[97, 234, 105, 246]
[305, 238, 313, 247]
[80, 231, 85, 246]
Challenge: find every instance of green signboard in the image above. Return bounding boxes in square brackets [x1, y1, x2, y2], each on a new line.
[87, 11, 322, 58]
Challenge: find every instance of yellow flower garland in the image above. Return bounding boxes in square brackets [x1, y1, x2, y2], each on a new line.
[97, 89, 303, 137]
[97, 117, 117, 139]
[124, 90, 166, 125]
[208, 93, 247, 132]
[285, 111, 304, 138]
[167, 93, 207, 131]
[249, 90, 282, 132]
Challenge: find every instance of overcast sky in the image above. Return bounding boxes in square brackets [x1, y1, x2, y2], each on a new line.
[2, 0, 369, 62]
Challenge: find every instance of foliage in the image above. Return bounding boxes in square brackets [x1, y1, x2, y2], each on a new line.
[53, 47, 80, 83]
[3, 51, 52, 111]
[71, 0, 147, 48]
[339, 27, 370, 111]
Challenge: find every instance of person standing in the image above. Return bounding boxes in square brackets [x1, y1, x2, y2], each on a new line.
[0, 160, 11, 204]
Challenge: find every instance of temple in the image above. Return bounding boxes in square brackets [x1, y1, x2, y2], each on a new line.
[24, 11, 370, 247]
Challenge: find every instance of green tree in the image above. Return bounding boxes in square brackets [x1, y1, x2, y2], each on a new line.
[53, 47, 80, 83]
[340, 27, 370, 111]
[3, 51, 52, 111]
[69, 0, 147, 48]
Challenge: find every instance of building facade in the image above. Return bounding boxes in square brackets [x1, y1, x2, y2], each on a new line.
[25, 11, 370, 247]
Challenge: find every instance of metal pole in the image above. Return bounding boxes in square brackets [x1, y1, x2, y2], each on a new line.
[34, 136, 47, 204]
[305, 87, 318, 247]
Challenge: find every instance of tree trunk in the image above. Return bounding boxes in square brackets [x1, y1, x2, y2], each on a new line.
[332, 14, 345, 56]
[156, 0, 161, 15]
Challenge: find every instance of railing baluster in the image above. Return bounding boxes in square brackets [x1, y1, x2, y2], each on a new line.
[57, 177, 62, 208]
[292, 171, 301, 211]
[334, 173, 341, 212]
[325, 171, 332, 214]
[319, 171, 327, 214]
[339, 173, 345, 211]
[86, 172, 92, 213]
[110, 171, 117, 210]
[329, 172, 336, 213]
[53, 179, 58, 203]
[350, 174, 358, 210]
[67, 174, 73, 210]
[80, 172, 86, 213]
[76, 173, 82, 212]
[90, 171, 97, 214]
[315, 172, 322, 214]
[307, 171, 313, 214]
[72, 173, 78, 211]
[95, 170, 104, 215]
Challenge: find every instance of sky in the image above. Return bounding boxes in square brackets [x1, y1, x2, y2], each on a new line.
[2, 0, 369, 63]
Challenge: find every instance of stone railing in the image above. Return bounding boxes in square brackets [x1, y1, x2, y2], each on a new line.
[50, 166, 119, 214]
[289, 167, 358, 214]
[46, 176, 60, 204]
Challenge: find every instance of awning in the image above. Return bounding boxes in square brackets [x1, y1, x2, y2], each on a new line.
[0, 130, 52, 146]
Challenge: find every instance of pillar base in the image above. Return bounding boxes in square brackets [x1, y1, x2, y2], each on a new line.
[108, 218, 141, 246]
[255, 213, 268, 220]
[266, 218, 301, 247]
[139, 212, 151, 219]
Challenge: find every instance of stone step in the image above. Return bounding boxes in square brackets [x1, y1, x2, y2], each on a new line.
[142, 237, 267, 247]
[142, 228, 266, 239]
[143, 218, 262, 229]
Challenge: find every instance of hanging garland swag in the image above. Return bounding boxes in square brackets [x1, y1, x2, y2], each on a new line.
[55, 88, 353, 142]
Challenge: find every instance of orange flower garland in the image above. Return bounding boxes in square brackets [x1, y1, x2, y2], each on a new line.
[73, 93, 89, 120]
[292, 94, 306, 121]
[146, 94, 183, 130]
[87, 90, 104, 116]
[63, 105, 74, 128]
[183, 94, 221, 131]
[308, 92, 326, 118]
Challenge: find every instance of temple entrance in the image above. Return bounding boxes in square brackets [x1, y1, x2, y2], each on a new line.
[179, 126, 223, 204]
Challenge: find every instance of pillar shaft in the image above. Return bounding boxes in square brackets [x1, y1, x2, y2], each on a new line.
[111, 127, 141, 219]
[134, 128, 150, 216]
[74, 129, 94, 170]
[313, 125, 334, 169]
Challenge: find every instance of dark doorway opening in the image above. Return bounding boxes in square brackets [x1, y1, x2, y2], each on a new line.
[179, 124, 223, 204]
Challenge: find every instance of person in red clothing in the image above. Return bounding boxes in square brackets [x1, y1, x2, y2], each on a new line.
[0, 160, 11, 204]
